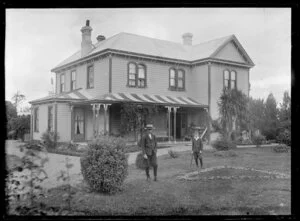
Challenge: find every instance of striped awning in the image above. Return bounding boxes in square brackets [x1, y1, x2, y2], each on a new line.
[30, 89, 207, 108]
[91, 92, 207, 107]
[29, 88, 93, 104]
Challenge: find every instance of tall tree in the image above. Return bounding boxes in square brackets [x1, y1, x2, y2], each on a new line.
[12, 91, 26, 110]
[218, 88, 249, 140]
[248, 97, 265, 133]
[278, 90, 291, 131]
[6, 101, 18, 132]
[262, 93, 279, 140]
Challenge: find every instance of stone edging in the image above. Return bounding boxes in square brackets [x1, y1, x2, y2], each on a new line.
[177, 165, 290, 181]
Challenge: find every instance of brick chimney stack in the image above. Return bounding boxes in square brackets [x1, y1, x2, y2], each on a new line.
[81, 20, 93, 57]
[182, 33, 193, 45]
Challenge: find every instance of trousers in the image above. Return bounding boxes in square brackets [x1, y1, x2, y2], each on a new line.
[145, 151, 158, 178]
[193, 151, 203, 168]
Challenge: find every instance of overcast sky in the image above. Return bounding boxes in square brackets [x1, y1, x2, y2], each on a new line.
[6, 8, 291, 111]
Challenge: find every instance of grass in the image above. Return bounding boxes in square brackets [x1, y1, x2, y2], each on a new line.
[14, 146, 289, 216]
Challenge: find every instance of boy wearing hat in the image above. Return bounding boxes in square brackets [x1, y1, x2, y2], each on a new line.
[140, 124, 158, 181]
[192, 127, 204, 168]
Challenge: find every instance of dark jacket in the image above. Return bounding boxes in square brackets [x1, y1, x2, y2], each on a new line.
[141, 132, 157, 156]
[192, 137, 203, 152]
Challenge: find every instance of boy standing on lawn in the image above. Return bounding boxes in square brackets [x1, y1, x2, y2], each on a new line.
[192, 127, 204, 168]
[141, 124, 158, 181]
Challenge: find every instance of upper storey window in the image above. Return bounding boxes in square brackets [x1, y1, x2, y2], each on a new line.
[60, 74, 65, 93]
[169, 68, 185, 91]
[71, 70, 76, 91]
[224, 70, 236, 90]
[87, 65, 94, 89]
[127, 62, 146, 88]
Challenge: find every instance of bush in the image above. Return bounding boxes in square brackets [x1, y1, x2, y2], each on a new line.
[80, 136, 128, 193]
[135, 152, 149, 170]
[211, 119, 222, 132]
[211, 138, 236, 151]
[276, 130, 291, 146]
[41, 131, 59, 149]
[230, 130, 240, 142]
[252, 134, 266, 146]
[168, 150, 179, 158]
[273, 144, 289, 153]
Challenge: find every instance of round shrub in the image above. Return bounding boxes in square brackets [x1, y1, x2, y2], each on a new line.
[80, 136, 128, 193]
[252, 134, 266, 146]
[273, 144, 289, 153]
[276, 130, 291, 146]
[41, 131, 59, 149]
[168, 150, 179, 159]
[135, 152, 150, 170]
[212, 138, 236, 151]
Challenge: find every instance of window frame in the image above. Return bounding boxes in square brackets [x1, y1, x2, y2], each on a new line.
[169, 68, 185, 91]
[127, 62, 147, 88]
[177, 69, 185, 91]
[230, 70, 237, 89]
[70, 70, 76, 91]
[223, 69, 237, 90]
[34, 107, 39, 132]
[137, 63, 147, 88]
[47, 105, 53, 132]
[127, 62, 137, 87]
[60, 73, 65, 93]
[87, 65, 94, 89]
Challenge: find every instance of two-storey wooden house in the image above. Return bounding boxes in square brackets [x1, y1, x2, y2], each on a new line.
[29, 20, 254, 143]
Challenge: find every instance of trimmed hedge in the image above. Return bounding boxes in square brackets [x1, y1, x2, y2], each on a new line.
[80, 136, 128, 193]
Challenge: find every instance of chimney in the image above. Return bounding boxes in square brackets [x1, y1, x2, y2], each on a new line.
[81, 20, 93, 57]
[182, 33, 193, 45]
[96, 35, 106, 42]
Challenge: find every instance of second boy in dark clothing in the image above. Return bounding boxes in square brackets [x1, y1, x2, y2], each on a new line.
[192, 127, 204, 168]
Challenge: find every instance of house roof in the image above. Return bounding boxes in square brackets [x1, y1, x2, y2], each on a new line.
[30, 88, 207, 108]
[52, 32, 254, 71]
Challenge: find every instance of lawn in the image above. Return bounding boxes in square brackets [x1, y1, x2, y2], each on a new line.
[7, 146, 291, 215]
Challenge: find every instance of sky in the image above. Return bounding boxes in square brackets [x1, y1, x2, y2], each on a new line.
[5, 8, 291, 113]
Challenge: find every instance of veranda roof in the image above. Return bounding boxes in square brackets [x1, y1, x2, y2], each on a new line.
[29, 88, 93, 104]
[30, 88, 207, 108]
[88, 92, 207, 108]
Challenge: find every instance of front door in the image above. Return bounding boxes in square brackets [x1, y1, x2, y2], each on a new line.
[73, 108, 85, 142]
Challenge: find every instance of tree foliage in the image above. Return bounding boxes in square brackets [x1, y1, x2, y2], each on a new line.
[12, 91, 26, 109]
[120, 103, 163, 141]
[217, 88, 249, 139]
[262, 93, 279, 140]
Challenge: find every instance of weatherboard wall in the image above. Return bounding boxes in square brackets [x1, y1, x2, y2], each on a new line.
[111, 56, 191, 97]
[55, 57, 109, 96]
[210, 63, 250, 120]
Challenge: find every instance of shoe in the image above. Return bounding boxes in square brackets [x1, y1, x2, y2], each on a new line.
[146, 176, 151, 181]
[154, 177, 157, 181]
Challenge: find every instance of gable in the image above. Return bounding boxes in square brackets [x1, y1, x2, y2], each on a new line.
[213, 41, 247, 63]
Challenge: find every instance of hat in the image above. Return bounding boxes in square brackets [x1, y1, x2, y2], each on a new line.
[145, 124, 155, 130]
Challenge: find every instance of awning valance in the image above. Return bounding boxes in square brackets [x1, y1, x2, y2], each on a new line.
[30, 89, 207, 108]
[89, 92, 207, 108]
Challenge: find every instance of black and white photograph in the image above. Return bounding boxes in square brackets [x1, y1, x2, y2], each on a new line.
[5, 8, 291, 216]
